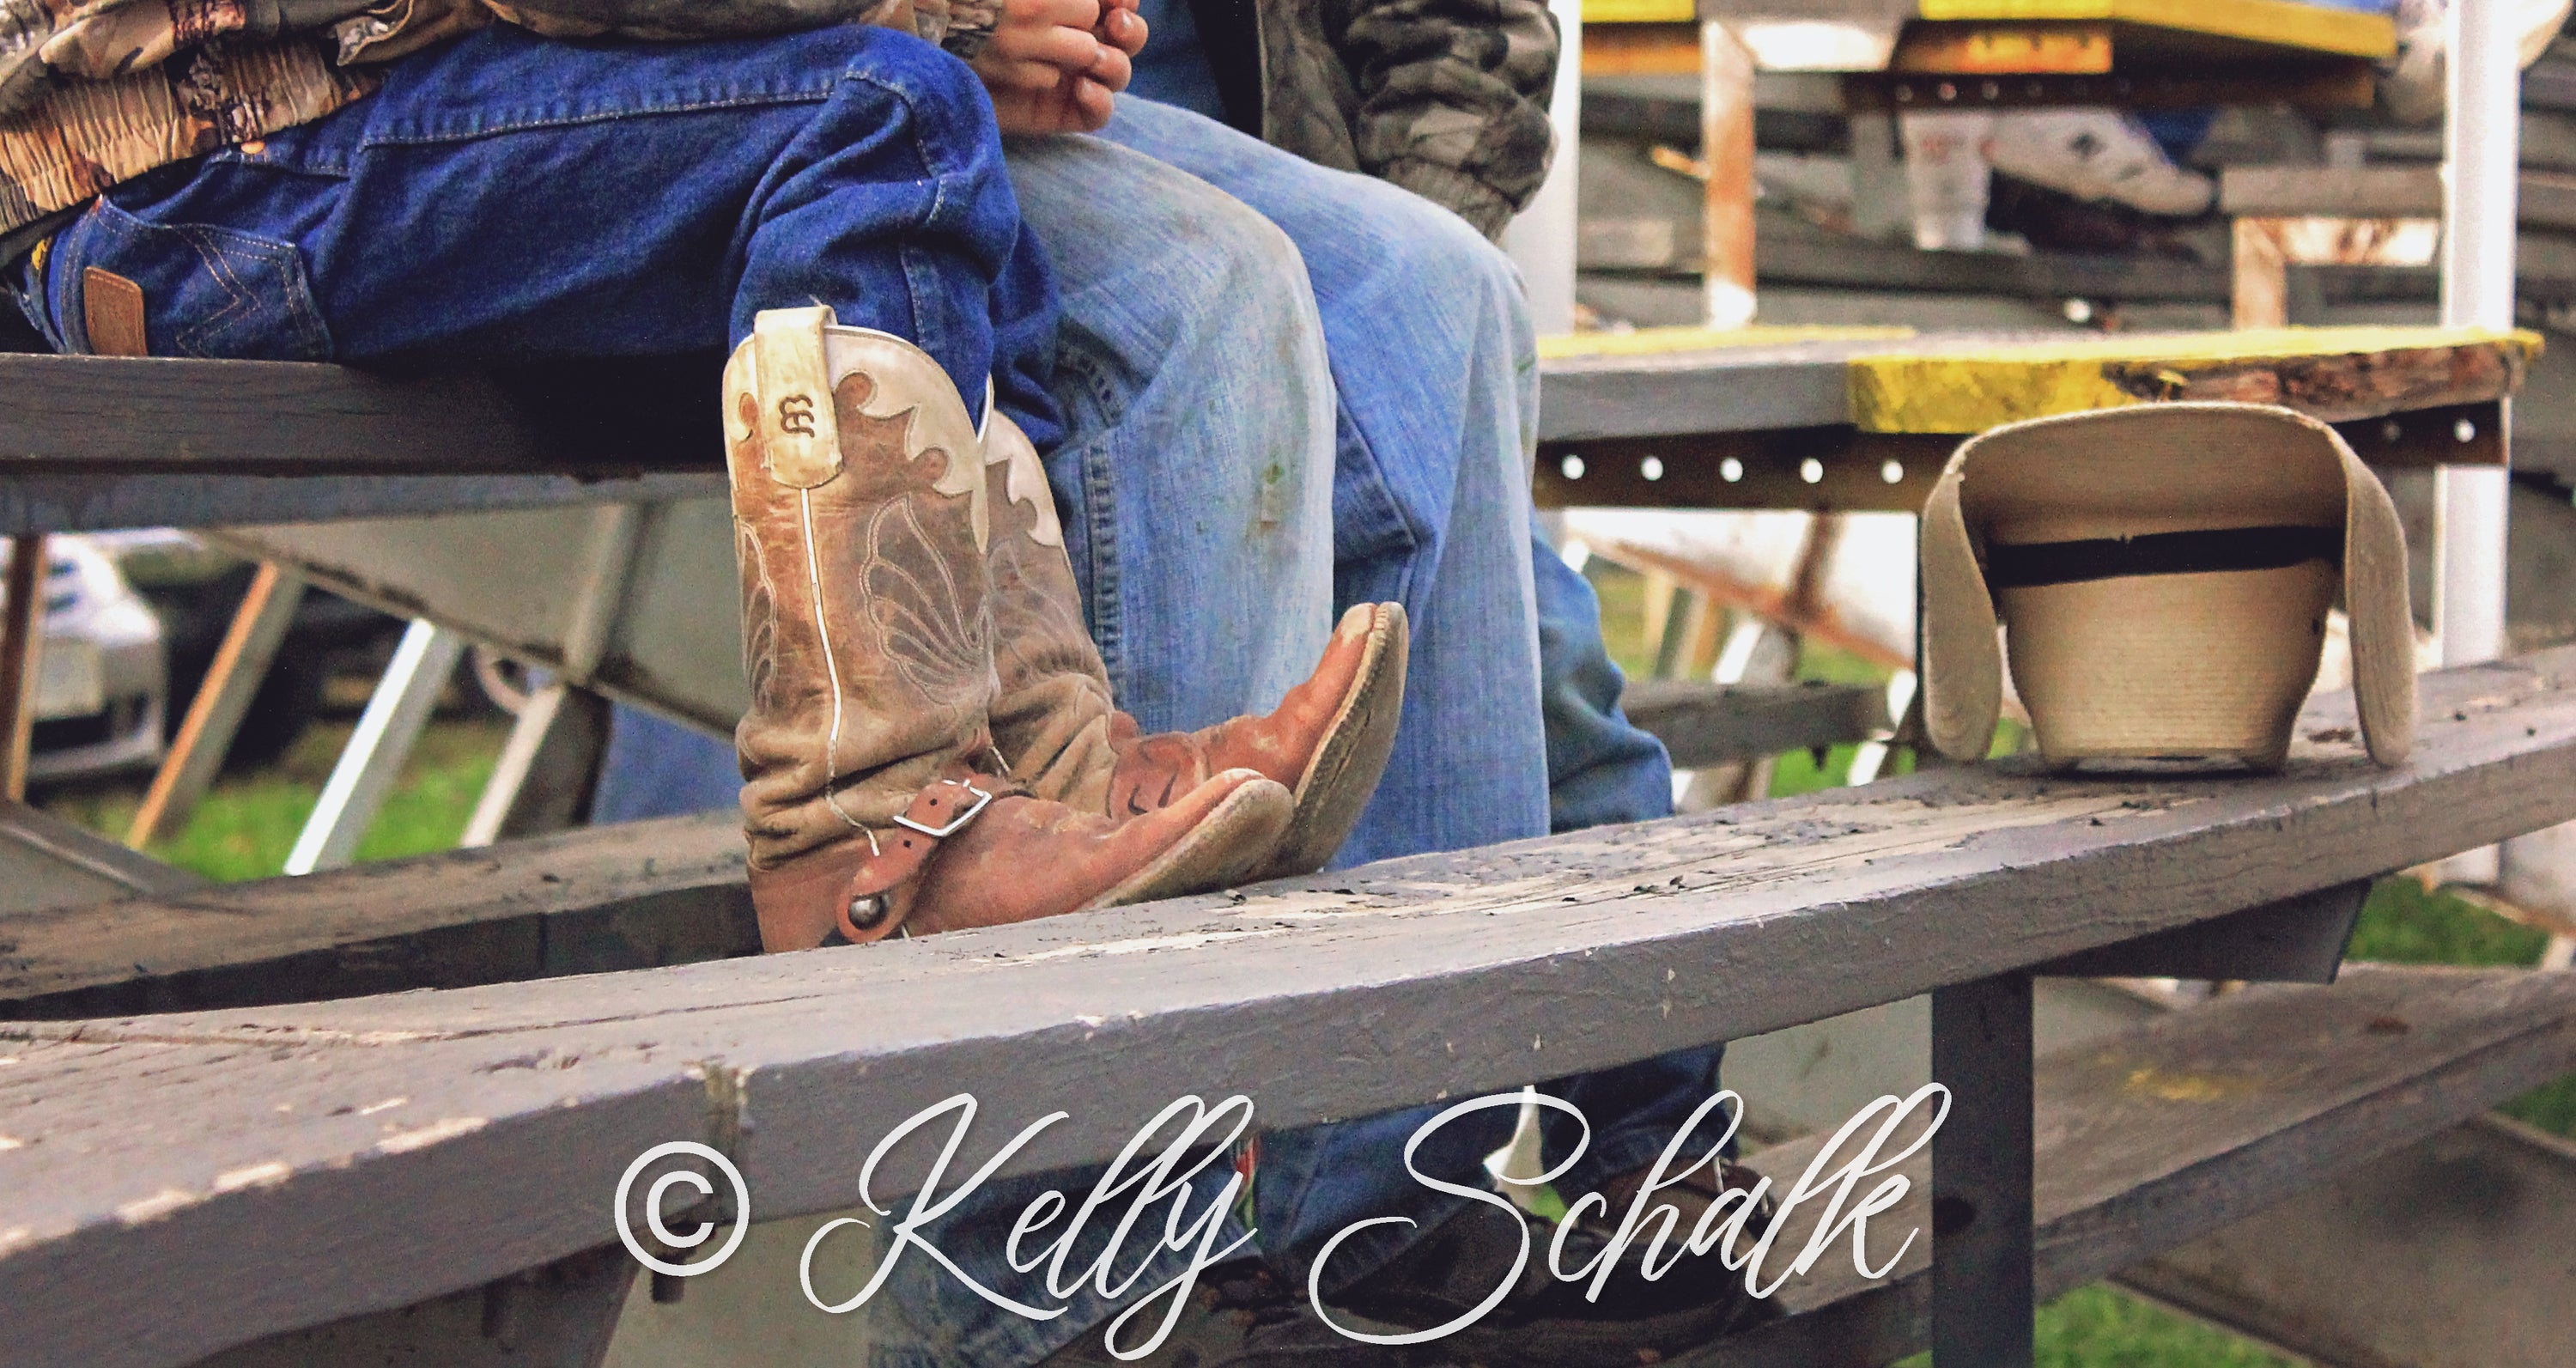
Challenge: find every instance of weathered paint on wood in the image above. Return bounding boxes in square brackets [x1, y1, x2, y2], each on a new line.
[1534, 326, 2536, 446]
[1910, 0, 2397, 58]
[0, 812, 749, 1015]
[1846, 326, 2540, 434]
[1622, 679, 1890, 768]
[7, 654, 2576, 1365]
[0, 355, 714, 474]
[0, 800, 206, 915]
[2118, 1114, 2576, 1368]
[1691, 965, 2576, 1366]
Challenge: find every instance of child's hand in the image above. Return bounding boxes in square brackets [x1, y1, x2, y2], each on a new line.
[974, 0, 1146, 136]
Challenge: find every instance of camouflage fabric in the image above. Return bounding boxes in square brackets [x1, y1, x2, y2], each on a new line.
[1259, 0, 1558, 238]
[0, 0, 971, 240]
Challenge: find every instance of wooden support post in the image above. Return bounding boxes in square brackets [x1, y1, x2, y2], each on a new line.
[1640, 568, 1680, 674]
[1931, 970, 2036, 1368]
[459, 684, 611, 848]
[2231, 218, 2290, 329]
[283, 619, 464, 875]
[127, 563, 307, 848]
[2233, 216, 2440, 329]
[1701, 20, 1758, 328]
[456, 503, 636, 845]
[0, 535, 45, 801]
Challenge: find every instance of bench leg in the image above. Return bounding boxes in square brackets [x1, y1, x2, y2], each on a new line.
[0, 534, 46, 800]
[283, 618, 464, 875]
[128, 562, 306, 848]
[1931, 970, 2034, 1368]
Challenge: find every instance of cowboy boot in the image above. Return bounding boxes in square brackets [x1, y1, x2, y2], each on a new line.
[726, 306, 1293, 951]
[980, 411, 1407, 879]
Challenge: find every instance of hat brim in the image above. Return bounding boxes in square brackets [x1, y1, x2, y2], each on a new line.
[1920, 403, 2413, 768]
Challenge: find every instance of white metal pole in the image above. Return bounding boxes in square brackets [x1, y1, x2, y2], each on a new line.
[2438, 0, 2521, 882]
[1504, 0, 1583, 335]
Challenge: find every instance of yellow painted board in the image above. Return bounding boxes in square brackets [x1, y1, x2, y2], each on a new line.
[1583, 0, 1696, 21]
[1917, 0, 2396, 58]
[1846, 326, 2543, 433]
[1540, 325, 1916, 360]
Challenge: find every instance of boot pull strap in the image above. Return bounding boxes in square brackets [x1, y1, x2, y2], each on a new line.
[838, 777, 999, 940]
[750, 306, 844, 489]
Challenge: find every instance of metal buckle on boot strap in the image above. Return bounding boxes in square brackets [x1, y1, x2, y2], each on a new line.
[893, 779, 993, 839]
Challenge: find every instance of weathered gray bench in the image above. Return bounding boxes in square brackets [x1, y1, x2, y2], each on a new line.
[9, 645, 2576, 1368]
[0, 330, 2557, 1367]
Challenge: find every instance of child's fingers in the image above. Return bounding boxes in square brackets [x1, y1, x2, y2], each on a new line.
[1003, 0, 1102, 33]
[1084, 43, 1131, 91]
[1070, 76, 1116, 129]
[1100, 7, 1146, 55]
[977, 56, 1074, 91]
[986, 23, 1105, 73]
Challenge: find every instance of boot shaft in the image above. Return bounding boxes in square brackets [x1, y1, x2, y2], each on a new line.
[981, 410, 1121, 808]
[723, 307, 1003, 868]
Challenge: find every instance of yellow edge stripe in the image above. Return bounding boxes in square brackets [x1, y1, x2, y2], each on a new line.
[1583, 0, 1696, 22]
[1917, 0, 2396, 58]
[1540, 325, 1917, 360]
[1846, 326, 2543, 433]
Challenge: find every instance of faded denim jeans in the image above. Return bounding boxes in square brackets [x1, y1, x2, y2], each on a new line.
[576, 95, 1707, 1368]
[854, 105, 1716, 1368]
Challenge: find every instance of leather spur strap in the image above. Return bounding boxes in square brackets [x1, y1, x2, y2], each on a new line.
[835, 775, 999, 942]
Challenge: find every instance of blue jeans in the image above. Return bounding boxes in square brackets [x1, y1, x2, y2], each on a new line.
[860, 107, 1705, 1367]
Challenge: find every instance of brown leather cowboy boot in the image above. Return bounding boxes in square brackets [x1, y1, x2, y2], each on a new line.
[726, 306, 1293, 951]
[981, 412, 1407, 879]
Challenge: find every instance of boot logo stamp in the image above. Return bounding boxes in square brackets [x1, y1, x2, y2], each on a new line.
[778, 393, 817, 438]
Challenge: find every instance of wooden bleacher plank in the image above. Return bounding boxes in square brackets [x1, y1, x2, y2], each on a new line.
[0, 470, 726, 537]
[0, 812, 750, 1018]
[1845, 325, 2540, 433]
[1536, 326, 2535, 446]
[1537, 331, 1930, 442]
[0, 355, 699, 474]
[2221, 165, 2447, 217]
[1622, 678, 1891, 767]
[1913, 0, 2395, 58]
[0, 800, 205, 916]
[1690, 964, 2576, 1366]
[9, 649, 2576, 1366]
[2118, 1113, 2576, 1368]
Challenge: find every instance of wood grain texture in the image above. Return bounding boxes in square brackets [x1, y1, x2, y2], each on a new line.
[1536, 327, 2535, 445]
[1911, 0, 2397, 58]
[1692, 964, 2576, 1366]
[0, 812, 748, 1013]
[1847, 327, 2540, 433]
[0, 355, 715, 474]
[11, 652, 2576, 1366]
[1623, 679, 1890, 767]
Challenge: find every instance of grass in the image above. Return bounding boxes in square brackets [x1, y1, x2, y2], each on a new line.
[39, 714, 509, 882]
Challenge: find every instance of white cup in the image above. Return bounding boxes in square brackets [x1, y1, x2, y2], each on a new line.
[1899, 110, 1996, 252]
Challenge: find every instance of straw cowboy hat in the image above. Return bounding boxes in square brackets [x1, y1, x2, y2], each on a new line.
[1920, 403, 2415, 771]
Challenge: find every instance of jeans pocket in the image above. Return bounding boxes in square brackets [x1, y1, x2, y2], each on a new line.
[60, 198, 333, 361]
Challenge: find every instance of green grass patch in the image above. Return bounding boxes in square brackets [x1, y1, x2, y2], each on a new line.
[39, 717, 509, 883]
[1893, 1286, 2299, 1368]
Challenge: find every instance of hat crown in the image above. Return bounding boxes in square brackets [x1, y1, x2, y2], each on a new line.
[1920, 403, 2415, 771]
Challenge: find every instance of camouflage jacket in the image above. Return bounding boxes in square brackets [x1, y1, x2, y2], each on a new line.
[1184, 0, 1558, 239]
[0, 0, 994, 240]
